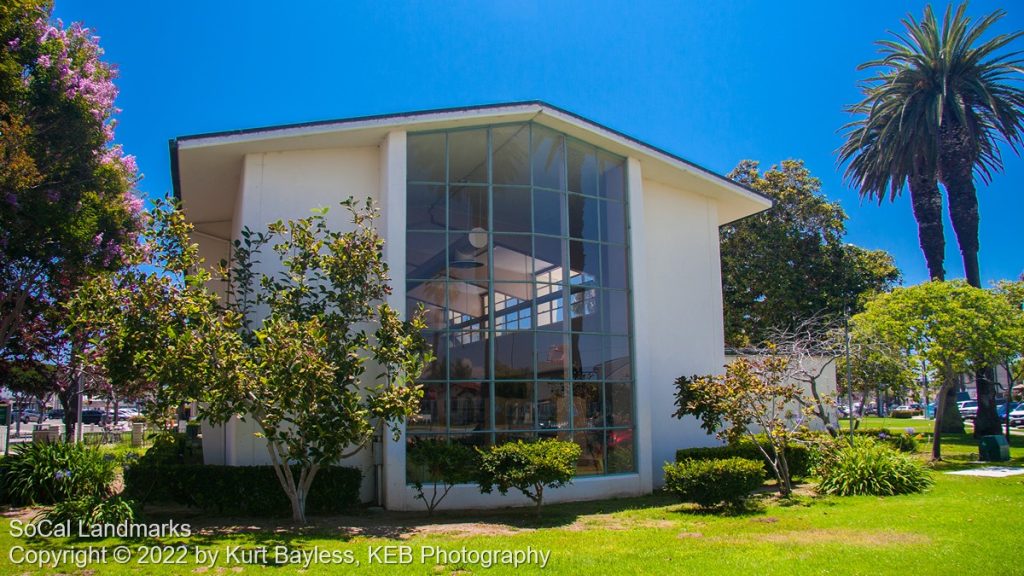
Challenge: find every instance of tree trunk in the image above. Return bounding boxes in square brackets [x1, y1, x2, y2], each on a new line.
[932, 378, 952, 461]
[938, 384, 964, 434]
[907, 172, 945, 281]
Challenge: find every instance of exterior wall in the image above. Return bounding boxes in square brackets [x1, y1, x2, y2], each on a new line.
[636, 178, 727, 486]
[725, 353, 839, 432]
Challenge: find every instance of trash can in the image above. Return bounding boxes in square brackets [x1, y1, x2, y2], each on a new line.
[979, 435, 1010, 462]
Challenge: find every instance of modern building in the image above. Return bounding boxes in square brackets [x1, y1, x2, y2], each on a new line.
[172, 102, 772, 510]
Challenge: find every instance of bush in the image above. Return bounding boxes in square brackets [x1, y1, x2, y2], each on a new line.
[814, 441, 932, 496]
[407, 438, 478, 515]
[41, 495, 138, 526]
[123, 462, 361, 517]
[663, 457, 765, 509]
[477, 439, 581, 515]
[1, 442, 116, 505]
[889, 409, 916, 419]
[675, 438, 811, 479]
[851, 429, 917, 452]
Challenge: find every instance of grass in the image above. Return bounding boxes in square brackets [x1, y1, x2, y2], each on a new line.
[1, 466, 1022, 575]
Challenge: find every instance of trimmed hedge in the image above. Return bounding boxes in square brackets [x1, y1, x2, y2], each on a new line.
[123, 464, 361, 517]
[888, 410, 916, 419]
[664, 457, 765, 508]
[675, 438, 811, 479]
[851, 429, 917, 453]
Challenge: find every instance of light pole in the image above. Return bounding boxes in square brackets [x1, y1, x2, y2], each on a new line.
[845, 306, 854, 446]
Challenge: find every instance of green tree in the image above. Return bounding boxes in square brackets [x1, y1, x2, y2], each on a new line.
[852, 281, 1020, 460]
[722, 160, 901, 347]
[842, 2, 1024, 435]
[72, 199, 430, 523]
[476, 439, 581, 516]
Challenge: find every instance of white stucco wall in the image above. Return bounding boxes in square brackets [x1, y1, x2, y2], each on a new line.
[635, 178, 728, 486]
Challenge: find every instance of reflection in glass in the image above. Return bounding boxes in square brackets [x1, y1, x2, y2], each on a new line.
[599, 152, 625, 201]
[536, 332, 567, 379]
[449, 331, 488, 380]
[532, 125, 565, 190]
[573, 382, 602, 429]
[492, 187, 531, 232]
[406, 232, 447, 280]
[569, 240, 601, 286]
[567, 193, 600, 241]
[567, 139, 598, 195]
[605, 382, 633, 427]
[492, 125, 530, 185]
[409, 382, 446, 433]
[575, 431, 605, 475]
[537, 382, 569, 430]
[605, 336, 632, 381]
[408, 133, 445, 182]
[495, 382, 534, 430]
[449, 185, 488, 231]
[407, 185, 446, 231]
[602, 290, 629, 335]
[449, 129, 488, 183]
[570, 333, 603, 380]
[450, 382, 490, 431]
[601, 244, 627, 290]
[407, 281, 446, 330]
[600, 199, 626, 245]
[494, 331, 532, 379]
[533, 189, 564, 236]
[606, 429, 634, 473]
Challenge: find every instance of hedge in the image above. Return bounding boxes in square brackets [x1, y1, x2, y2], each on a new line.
[123, 464, 361, 517]
[675, 438, 811, 479]
[664, 457, 765, 508]
[851, 429, 917, 452]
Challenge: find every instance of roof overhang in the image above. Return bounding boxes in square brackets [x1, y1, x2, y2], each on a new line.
[172, 101, 772, 237]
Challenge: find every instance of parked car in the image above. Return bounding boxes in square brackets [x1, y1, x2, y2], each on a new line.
[959, 400, 978, 419]
[996, 402, 1020, 419]
[80, 409, 106, 425]
[47, 408, 64, 420]
[1009, 405, 1024, 427]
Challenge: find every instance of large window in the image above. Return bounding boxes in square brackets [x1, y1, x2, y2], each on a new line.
[405, 123, 634, 479]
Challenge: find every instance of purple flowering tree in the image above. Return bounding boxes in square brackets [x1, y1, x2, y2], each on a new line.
[1, 2, 142, 420]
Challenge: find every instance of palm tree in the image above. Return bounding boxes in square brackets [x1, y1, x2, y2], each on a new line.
[842, 2, 1024, 435]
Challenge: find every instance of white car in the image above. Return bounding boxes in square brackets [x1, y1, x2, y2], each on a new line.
[1009, 405, 1024, 427]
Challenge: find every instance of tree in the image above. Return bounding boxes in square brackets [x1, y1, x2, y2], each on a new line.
[407, 438, 478, 515]
[674, 351, 809, 497]
[476, 439, 581, 516]
[843, 2, 1024, 435]
[852, 281, 1020, 460]
[991, 279, 1024, 425]
[1, 2, 141, 356]
[721, 160, 901, 347]
[72, 199, 431, 523]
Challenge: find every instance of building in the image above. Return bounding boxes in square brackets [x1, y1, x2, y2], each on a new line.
[172, 102, 772, 510]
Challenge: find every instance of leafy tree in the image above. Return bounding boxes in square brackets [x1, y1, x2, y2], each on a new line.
[852, 281, 1020, 460]
[476, 439, 581, 516]
[991, 280, 1024, 411]
[722, 160, 900, 347]
[842, 3, 1024, 435]
[674, 351, 809, 497]
[407, 438, 478, 515]
[837, 325, 917, 416]
[71, 199, 430, 523]
[0, 1, 141, 357]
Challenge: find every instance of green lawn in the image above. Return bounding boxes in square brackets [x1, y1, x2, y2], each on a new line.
[2, 461, 1022, 575]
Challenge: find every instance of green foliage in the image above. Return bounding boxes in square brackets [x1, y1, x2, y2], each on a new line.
[41, 495, 137, 526]
[721, 160, 900, 347]
[663, 457, 766, 509]
[407, 438, 478, 515]
[476, 439, 581, 514]
[122, 462, 361, 517]
[676, 439, 811, 479]
[851, 429, 917, 453]
[889, 410, 915, 419]
[814, 440, 932, 496]
[1, 442, 115, 505]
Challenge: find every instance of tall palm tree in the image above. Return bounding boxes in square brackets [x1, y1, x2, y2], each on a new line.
[842, 2, 1024, 435]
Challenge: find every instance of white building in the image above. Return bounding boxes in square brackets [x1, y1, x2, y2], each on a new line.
[172, 102, 772, 510]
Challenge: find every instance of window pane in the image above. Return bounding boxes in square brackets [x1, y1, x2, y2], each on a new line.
[449, 331, 489, 380]
[575, 431, 605, 475]
[449, 129, 488, 184]
[537, 381, 569, 431]
[606, 429, 635, 473]
[599, 152, 625, 201]
[449, 382, 490, 431]
[406, 434, 446, 483]
[533, 188, 564, 236]
[447, 282, 488, 329]
[492, 187, 531, 233]
[605, 336, 632, 381]
[600, 244, 628, 290]
[600, 199, 627, 245]
[409, 382, 446, 433]
[570, 333, 604, 381]
[536, 332, 568, 379]
[493, 282, 533, 335]
[492, 125, 530, 185]
[407, 280, 446, 330]
[534, 283, 566, 332]
[418, 330, 446, 380]
[531, 125, 565, 190]
[406, 232, 447, 280]
[605, 382, 633, 427]
[567, 139, 598, 196]
[450, 432, 492, 450]
[407, 184, 446, 231]
[408, 133, 445, 182]
[569, 286, 600, 333]
[569, 239, 601, 286]
[602, 289, 630, 335]
[494, 331, 532, 379]
[449, 185, 488, 231]
[495, 381, 533, 430]
[533, 236, 564, 280]
[567, 193, 600, 241]
[573, 382, 602, 429]
[492, 234, 533, 283]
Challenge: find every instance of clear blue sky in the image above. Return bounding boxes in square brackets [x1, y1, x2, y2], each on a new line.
[55, 0, 1024, 286]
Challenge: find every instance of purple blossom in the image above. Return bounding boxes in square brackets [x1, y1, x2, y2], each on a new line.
[45, 189, 60, 203]
[92, 232, 104, 247]
[4, 193, 17, 207]
[54, 469, 71, 480]
[6, 38, 19, 50]
[123, 192, 143, 215]
[36, 54, 51, 68]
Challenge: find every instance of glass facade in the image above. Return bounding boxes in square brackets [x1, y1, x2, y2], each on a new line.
[405, 123, 635, 480]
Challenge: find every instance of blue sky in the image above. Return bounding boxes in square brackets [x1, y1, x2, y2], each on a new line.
[55, 0, 1024, 286]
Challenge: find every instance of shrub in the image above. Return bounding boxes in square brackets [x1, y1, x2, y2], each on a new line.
[889, 409, 915, 419]
[41, 495, 138, 526]
[675, 438, 811, 479]
[407, 438, 478, 515]
[814, 441, 932, 496]
[476, 439, 581, 516]
[851, 429, 917, 452]
[1, 442, 116, 505]
[663, 457, 765, 509]
[123, 463, 361, 517]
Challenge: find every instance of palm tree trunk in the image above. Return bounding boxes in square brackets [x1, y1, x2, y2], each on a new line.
[939, 122, 1001, 436]
[907, 172, 945, 281]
